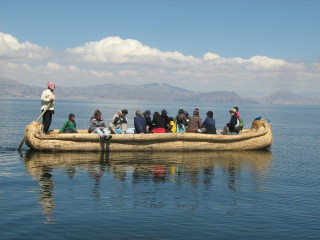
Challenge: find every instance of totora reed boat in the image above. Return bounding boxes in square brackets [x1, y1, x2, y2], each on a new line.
[23, 119, 273, 152]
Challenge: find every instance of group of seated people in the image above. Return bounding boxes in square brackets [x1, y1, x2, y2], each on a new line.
[59, 107, 243, 140]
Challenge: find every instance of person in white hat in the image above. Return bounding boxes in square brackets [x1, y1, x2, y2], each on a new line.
[222, 108, 238, 135]
[41, 81, 55, 133]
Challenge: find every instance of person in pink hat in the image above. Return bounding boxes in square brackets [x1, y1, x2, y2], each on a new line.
[41, 81, 55, 133]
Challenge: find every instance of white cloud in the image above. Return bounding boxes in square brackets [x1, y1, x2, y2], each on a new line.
[0, 61, 114, 86]
[173, 70, 193, 76]
[118, 70, 139, 76]
[90, 70, 114, 78]
[0, 32, 53, 61]
[66, 36, 198, 64]
[5, 61, 33, 72]
[246, 56, 286, 70]
[203, 52, 220, 60]
[43, 62, 83, 74]
[1, 32, 319, 94]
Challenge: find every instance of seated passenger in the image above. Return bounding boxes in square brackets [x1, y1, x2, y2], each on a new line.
[89, 110, 112, 140]
[184, 111, 190, 127]
[187, 108, 202, 133]
[169, 117, 176, 132]
[109, 109, 128, 134]
[222, 108, 238, 135]
[233, 106, 243, 132]
[175, 109, 186, 126]
[161, 109, 171, 132]
[143, 110, 152, 132]
[59, 114, 78, 133]
[201, 111, 216, 134]
[151, 112, 166, 133]
[174, 109, 186, 133]
[134, 110, 148, 134]
[176, 116, 186, 133]
[234, 106, 240, 118]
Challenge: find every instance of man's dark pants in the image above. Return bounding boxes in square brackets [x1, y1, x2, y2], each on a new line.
[42, 110, 53, 133]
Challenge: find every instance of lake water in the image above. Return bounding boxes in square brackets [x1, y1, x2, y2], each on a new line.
[0, 98, 319, 239]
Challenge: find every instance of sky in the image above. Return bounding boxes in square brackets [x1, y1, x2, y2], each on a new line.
[0, 0, 319, 96]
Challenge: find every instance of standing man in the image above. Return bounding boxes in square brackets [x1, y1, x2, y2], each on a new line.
[41, 81, 55, 134]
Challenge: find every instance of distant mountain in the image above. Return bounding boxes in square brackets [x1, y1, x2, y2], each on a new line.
[59, 83, 193, 101]
[256, 91, 320, 105]
[2, 78, 318, 105]
[188, 91, 257, 104]
[299, 92, 320, 98]
[0, 78, 43, 98]
[0, 78, 256, 104]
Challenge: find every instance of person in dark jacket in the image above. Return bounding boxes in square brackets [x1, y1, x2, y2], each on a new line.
[134, 110, 148, 134]
[161, 109, 171, 132]
[151, 112, 167, 133]
[184, 111, 190, 127]
[143, 110, 152, 132]
[175, 109, 186, 126]
[201, 111, 216, 134]
[222, 108, 238, 134]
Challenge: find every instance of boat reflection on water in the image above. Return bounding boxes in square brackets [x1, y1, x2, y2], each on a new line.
[24, 150, 272, 223]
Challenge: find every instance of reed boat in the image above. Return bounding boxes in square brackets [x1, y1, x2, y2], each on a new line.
[24, 120, 273, 152]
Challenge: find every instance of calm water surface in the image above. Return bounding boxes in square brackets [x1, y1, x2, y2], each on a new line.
[0, 98, 319, 239]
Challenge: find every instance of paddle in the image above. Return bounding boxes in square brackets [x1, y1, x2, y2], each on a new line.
[17, 102, 52, 151]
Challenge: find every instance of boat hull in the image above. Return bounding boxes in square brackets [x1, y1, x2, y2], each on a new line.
[24, 120, 273, 152]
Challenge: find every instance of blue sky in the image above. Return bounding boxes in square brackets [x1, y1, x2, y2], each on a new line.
[0, 0, 319, 95]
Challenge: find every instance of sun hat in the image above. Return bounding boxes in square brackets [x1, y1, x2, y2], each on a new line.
[47, 81, 55, 90]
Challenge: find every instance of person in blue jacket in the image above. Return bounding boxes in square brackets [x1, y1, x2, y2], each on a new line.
[201, 111, 216, 134]
[134, 110, 148, 134]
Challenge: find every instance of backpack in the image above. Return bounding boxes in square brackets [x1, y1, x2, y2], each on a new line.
[235, 118, 244, 132]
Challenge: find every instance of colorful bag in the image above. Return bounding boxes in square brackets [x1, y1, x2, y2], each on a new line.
[235, 118, 244, 132]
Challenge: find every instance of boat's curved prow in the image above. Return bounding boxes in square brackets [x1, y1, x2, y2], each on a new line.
[24, 121, 43, 151]
[250, 119, 273, 149]
[24, 120, 273, 152]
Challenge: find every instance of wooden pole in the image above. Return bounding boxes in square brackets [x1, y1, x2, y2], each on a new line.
[17, 103, 51, 151]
